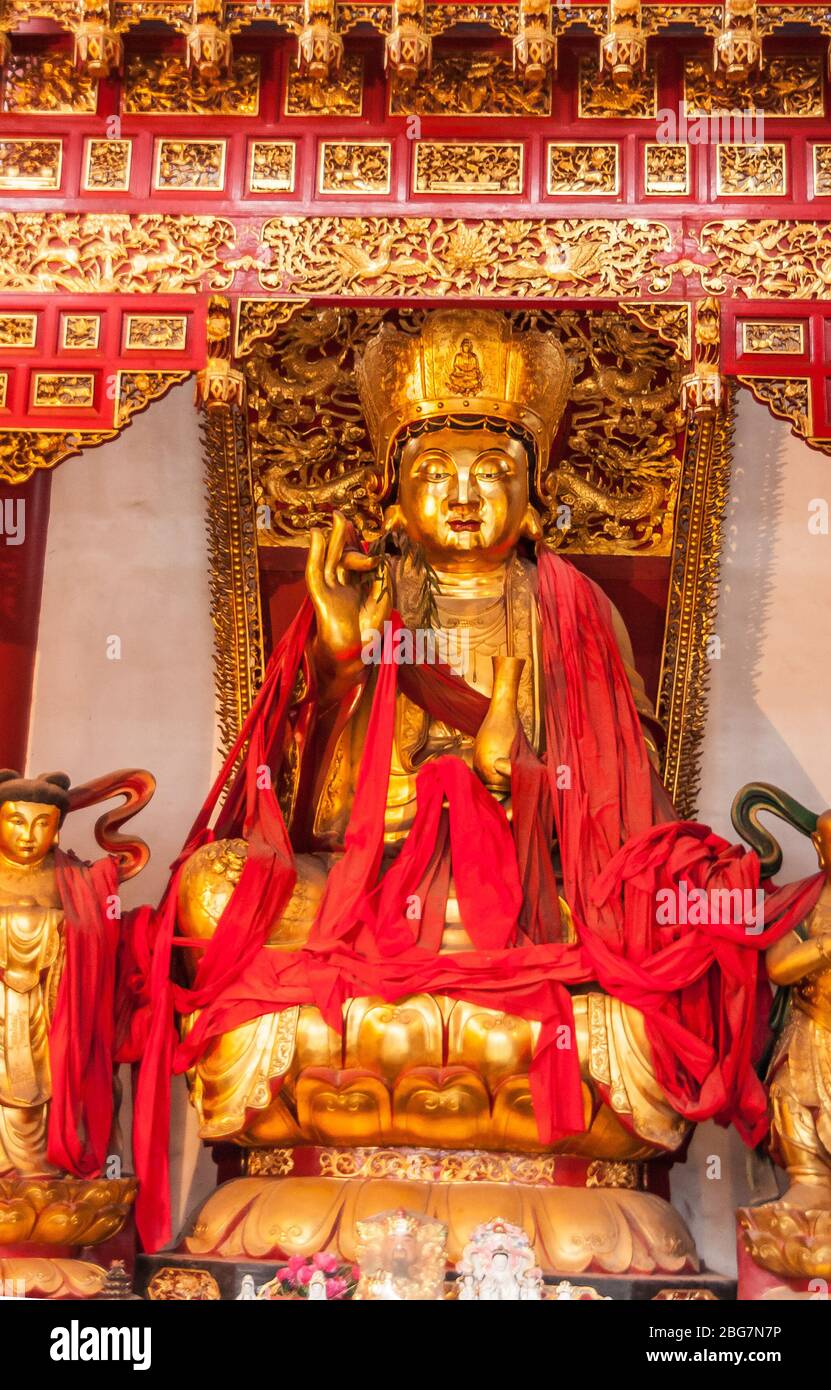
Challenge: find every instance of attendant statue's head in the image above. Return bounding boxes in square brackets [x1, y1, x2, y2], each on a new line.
[357, 310, 571, 574]
[0, 770, 70, 867]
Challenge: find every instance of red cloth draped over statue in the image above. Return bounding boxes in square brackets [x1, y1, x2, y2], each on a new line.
[121, 550, 825, 1252]
[48, 849, 121, 1177]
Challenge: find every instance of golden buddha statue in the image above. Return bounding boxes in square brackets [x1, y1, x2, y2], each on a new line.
[0, 767, 153, 1299]
[179, 310, 699, 1276]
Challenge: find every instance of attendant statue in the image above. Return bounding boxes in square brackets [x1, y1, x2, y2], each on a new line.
[168, 310, 805, 1275]
[765, 810, 831, 1211]
[0, 773, 68, 1176]
[0, 767, 152, 1186]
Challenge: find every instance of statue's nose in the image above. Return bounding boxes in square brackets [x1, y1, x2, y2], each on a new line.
[449, 472, 479, 508]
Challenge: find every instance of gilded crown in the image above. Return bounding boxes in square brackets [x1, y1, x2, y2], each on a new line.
[356, 309, 572, 491]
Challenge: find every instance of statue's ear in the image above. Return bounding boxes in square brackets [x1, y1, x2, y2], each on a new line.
[520, 503, 543, 542]
[383, 502, 406, 534]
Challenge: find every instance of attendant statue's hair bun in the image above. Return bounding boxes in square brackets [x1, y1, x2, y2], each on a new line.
[40, 772, 71, 792]
[0, 770, 72, 821]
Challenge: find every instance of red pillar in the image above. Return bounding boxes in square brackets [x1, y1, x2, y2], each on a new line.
[0, 471, 52, 771]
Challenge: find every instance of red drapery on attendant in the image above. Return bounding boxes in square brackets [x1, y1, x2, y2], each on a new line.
[48, 849, 121, 1177]
[124, 550, 825, 1252]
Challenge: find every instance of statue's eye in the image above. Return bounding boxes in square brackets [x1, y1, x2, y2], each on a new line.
[474, 456, 510, 481]
[421, 458, 452, 481]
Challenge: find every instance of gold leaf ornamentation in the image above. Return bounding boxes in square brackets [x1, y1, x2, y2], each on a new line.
[390, 49, 551, 116]
[260, 215, 672, 298]
[123, 51, 259, 115]
[658, 390, 735, 815]
[578, 54, 657, 117]
[0, 138, 62, 190]
[115, 370, 191, 428]
[684, 52, 823, 116]
[285, 51, 363, 115]
[716, 143, 786, 197]
[699, 220, 831, 299]
[0, 213, 237, 294]
[2, 50, 98, 113]
[413, 142, 524, 195]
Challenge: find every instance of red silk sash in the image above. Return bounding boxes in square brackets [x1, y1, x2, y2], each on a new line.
[49, 850, 121, 1177]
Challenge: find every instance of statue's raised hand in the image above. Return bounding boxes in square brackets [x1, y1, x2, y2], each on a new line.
[306, 512, 391, 694]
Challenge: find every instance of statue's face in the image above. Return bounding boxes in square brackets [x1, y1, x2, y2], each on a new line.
[0, 800, 60, 866]
[398, 426, 530, 570]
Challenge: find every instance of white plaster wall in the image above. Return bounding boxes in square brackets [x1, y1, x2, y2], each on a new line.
[670, 388, 831, 1277]
[27, 381, 219, 1238]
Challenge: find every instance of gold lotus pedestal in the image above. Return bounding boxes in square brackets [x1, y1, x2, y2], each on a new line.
[736, 1200, 831, 1299]
[131, 1147, 733, 1300]
[0, 1176, 137, 1299]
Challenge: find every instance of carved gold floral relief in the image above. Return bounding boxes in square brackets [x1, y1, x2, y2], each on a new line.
[123, 52, 260, 115]
[0, 313, 37, 347]
[1, 51, 98, 114]
[644, 144, 690, 196]
[738, 374, 831, 456]
[684, 53, 823, 116]
[124, 315, 188, 350]
[698, 220, 831, 298]
[285, 52, 364, 115]
[84, 138, 132, 192]
[0, 213, 237, 294]
[547, 143, 619, 195]
[740, 320, 805, 354]
[319, 142, 391, 194]
[260, 216, 672, 299]
[716, 144, 787, 196]
[235, 298, 307, 358]
[115, 370, 190, 427]
[738, 375, 813, 439]
[413, 142, 523, 195]
[0, 138, 62, 190]
[620, 301, 692, 359]
[154, 139, 227, 191]
[390, 50, 551, 116]
[32, 373, 95, 408]
[0, 430, 116, 486]
[60, 314, 100, 350]
[812, 145, 831, 196]
[248, 142, 296, 193]
[578, 55, 657, 118]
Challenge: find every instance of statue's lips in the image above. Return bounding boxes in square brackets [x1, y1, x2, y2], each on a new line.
[447, 518, 482, 532]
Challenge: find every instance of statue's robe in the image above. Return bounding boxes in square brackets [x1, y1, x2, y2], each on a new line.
[768, 896, 831, 1178]
[0, 851, 120, 1179]
[0, 900, 63, 1173]
[313, 553, 662, 855]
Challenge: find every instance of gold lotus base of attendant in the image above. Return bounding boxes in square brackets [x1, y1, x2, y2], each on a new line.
[0, 1176, 137, 1248]
[739, 1201, 831, 1279]
[0, 1256, 106, 1299]
[184, 1162, 699, 1277]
